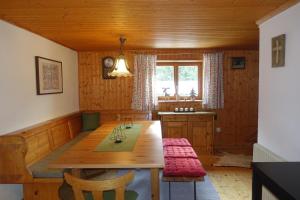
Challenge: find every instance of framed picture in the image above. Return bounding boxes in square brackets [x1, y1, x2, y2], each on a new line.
[35, 56, 63, 95]
[272, 34, 285, 67]
[231, 57, 246, 69]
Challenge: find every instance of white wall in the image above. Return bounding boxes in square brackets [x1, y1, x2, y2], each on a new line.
[0, 20, 79, 199]
[0, 20, 79, 134]
[258, 2, 300, 161]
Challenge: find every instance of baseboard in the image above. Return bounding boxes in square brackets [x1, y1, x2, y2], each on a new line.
[214, 144, 253, 155]
[253, 143, 285, 162]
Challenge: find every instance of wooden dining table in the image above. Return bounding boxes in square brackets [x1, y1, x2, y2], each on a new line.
[50, 120, 165, 200]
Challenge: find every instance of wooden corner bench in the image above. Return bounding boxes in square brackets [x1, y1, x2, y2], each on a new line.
[0, 112, 86, 200]
[0, 110, 151, 200]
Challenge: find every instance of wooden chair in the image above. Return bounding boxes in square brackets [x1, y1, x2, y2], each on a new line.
[63, 171, 138, 200]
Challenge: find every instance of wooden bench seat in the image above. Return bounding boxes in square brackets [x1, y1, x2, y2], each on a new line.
[29, 131, 91, 178]
[0, 112, 83, 200]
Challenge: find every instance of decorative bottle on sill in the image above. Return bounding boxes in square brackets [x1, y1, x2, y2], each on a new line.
[190, 88, 196, 101]
[162, 88, 170, 97]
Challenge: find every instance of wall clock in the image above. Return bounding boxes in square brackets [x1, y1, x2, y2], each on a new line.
[102, 56, 116, 79]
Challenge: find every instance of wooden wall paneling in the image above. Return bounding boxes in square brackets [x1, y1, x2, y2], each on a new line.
[79, 49, 209, 110]
[79, 49, 208, 111]
[214, 50, 259, 153]
[79, 50, 259, 153]
[79, 51, 134, 111]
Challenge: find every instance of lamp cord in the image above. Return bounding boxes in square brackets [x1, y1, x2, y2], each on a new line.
[120, 37, 126, 55]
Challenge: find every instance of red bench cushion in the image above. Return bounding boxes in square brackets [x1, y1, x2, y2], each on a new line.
[163, 138, 191, 147]
[163, 146, 198, 158]
[163, 157, 206, 177]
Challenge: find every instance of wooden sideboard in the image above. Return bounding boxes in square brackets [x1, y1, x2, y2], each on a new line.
[158, 112, 216, 156]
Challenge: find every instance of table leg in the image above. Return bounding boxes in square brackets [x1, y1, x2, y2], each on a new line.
[151, 168, 160, 200]
[252, 169, 262, 200]
[71, 169, 81, 178]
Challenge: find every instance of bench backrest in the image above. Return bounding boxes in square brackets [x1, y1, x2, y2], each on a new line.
[0, 110, 145, 183]
[89, 110, 151, 123]
[0, 112, 82, 183]
[0, 136, 33, 183]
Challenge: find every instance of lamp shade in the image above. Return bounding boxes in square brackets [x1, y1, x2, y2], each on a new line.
[108, 54, 132, 77]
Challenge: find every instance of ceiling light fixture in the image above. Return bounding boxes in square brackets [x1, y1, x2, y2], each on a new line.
[108, 36, 133, 77]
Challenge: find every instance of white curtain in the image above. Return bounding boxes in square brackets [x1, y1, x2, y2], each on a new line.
[131, 54, 157, 113]
[203, 52, 224, 109]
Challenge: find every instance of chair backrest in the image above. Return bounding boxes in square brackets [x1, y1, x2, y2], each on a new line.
[64, 171, 134, 200]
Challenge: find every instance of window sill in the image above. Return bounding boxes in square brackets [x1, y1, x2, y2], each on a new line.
[158, 99, 203, 103]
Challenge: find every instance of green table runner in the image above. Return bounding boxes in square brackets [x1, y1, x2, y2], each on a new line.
[95, 124, 143, 152]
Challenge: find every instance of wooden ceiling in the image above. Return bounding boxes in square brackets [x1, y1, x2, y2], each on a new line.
[0, 0, 289, 50]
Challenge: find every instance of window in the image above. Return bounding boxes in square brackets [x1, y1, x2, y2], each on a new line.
[178, 66, 198, 96]
[156, 66, 175, 96]
[155, 63, 202, 100]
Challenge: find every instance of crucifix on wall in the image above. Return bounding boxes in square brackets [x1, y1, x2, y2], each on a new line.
[272, 34, 286, 67]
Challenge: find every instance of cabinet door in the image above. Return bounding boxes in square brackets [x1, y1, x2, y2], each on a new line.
[188, 121, 213, 155]
[30, 182, 62, 200]
[162, 121, 188, 139]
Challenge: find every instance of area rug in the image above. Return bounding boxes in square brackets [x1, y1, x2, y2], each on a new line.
[213, 152, 252, 168]
[118, 169, 220, 200]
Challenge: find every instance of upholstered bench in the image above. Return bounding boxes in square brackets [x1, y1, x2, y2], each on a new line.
[162, 138, 207, 200]
[163, 157, 206, 178]
[163, 146, 198, 158]
[163, 138, 191, 147]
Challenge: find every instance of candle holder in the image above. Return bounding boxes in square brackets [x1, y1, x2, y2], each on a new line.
[122, 117, 133, 129]
[110, 126, 127, 143]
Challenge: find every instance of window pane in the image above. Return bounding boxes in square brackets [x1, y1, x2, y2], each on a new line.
[155, 66, 175, 96]
[178, 66, 198, 96]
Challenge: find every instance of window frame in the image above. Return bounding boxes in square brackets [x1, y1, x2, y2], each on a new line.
[156, 62, 203, 101]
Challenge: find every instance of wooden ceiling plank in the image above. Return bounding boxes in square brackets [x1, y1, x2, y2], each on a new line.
[256, 0, 300, 25]
[0, 0, 290, 50]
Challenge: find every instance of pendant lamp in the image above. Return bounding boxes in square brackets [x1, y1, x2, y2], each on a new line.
[108, 37, 132, 77]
